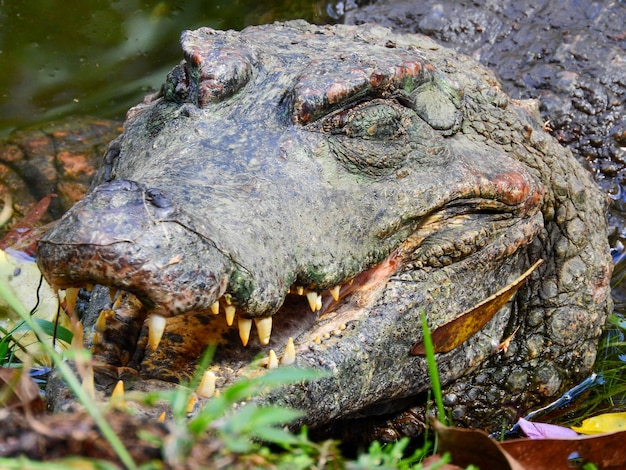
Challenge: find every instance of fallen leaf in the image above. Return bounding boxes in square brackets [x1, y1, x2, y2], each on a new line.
[431, 418, 524, 469]
[0, 367, 44, 410]
[517, 418, 578, 439]
[0, 248, 71, 365]
[412, 259, 543, 355]
[0, 194, 54, 255]
[500, 431, 626, 469]
[571, 412, 626, 434]
[431, 418, 626, 469]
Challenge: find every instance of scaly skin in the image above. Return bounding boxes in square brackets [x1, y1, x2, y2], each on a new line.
[37, 21, 612, 434]
[346, 0, 626, 241]
[0, 117, 122, 231]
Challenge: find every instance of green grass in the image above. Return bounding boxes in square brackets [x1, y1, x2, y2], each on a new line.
[0, 266, 439, 468]
[2, 255, 626, 467]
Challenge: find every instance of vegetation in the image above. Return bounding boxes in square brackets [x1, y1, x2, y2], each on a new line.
[0, 249, 625, 467]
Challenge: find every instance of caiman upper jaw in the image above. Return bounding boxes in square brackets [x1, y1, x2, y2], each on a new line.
[37, 180, 232, 317]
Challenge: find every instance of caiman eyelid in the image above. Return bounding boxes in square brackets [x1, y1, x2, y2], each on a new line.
[320, 100, 406, 141]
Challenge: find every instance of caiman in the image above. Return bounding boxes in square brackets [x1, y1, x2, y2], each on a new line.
[35, 21, 612, 434]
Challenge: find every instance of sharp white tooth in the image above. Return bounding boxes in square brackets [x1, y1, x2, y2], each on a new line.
[197, 371, 216, 398]
[296, 286, 304, 295]
[112, 293, 123, 310]
[71, 320, 84, 350]
[330, 285, 340, 301]
[267, 350, 278, 369]
[316, 294, 322, 311]
[65, 287, 80, 315]
[238, 317, 252, 347]
[82, 366, 95, 401]
[108, 287, 118, 302]
[281, 337, 296, 365]
[225, 305, 236, 326]
[306, 291, 319, 312]
[254, 317, 272, 345]
[210, 301, 220, 315]
[148, 314, 167, 351]
[110, 380, 125, 407]
[186, 395, 197, 414]
[95, 309, 111, 332]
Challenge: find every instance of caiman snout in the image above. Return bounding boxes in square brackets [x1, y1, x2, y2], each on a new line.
[37, 179, 232, 317]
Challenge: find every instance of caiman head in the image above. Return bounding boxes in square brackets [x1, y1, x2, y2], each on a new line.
[37, 21, 611, 431]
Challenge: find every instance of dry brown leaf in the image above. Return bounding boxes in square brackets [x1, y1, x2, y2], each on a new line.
[411, 259, 542, 355]
[0, 367, 44, 410]
[432, 419, 525, 469]
[500, 431, 626, 469]
[0, 194, 54, 254]
[431, 418, 626, 469]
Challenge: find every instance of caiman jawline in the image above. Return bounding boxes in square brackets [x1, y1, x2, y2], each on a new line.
[55, 201, 537, 374]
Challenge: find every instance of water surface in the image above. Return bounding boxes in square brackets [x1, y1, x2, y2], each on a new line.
[0, 0, 343, 137]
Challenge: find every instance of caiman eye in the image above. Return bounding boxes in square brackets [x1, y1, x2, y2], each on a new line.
[322, 100, 405, 141]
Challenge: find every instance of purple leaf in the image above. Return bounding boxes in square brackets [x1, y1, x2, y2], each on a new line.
[518, 418, 579, 439]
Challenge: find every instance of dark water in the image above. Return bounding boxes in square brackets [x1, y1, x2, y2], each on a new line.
[0, 0, 353, 138]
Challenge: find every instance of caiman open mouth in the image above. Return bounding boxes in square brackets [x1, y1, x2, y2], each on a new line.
[43, 197, 542, 392]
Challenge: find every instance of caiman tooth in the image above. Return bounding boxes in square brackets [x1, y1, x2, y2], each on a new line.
[71, 320, 84, 350]
[82, 366, 95, 401]
[296, 286, 304, 295]
[316, 294, 322, 311]
[238, 317, 252, 347]
[108, 287, 118, 302]
[148, 314, 167, 351]
[306, 291, 319, 312]
[112, 293, 123, 310]
[158, 412, 166, 423]
[210, 301, 220, 315]
[254, 317, 272, 345]
[225, 305, 236, 326]
[197, 371, 216, 398]
[95, 309, 112, 333]
[186, 395, 197, 414]
[329, 285, 341, 301]
[110, 380, 125, 408]
[64, 287, 80, 315]
[267, 350, 278, 369]
[281, 337, 296, 365]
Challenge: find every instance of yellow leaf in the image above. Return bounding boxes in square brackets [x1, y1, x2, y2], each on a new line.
[0, 249, 70, 365]
[411, 259, 543, 355]
[571, 412, 626, 434]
